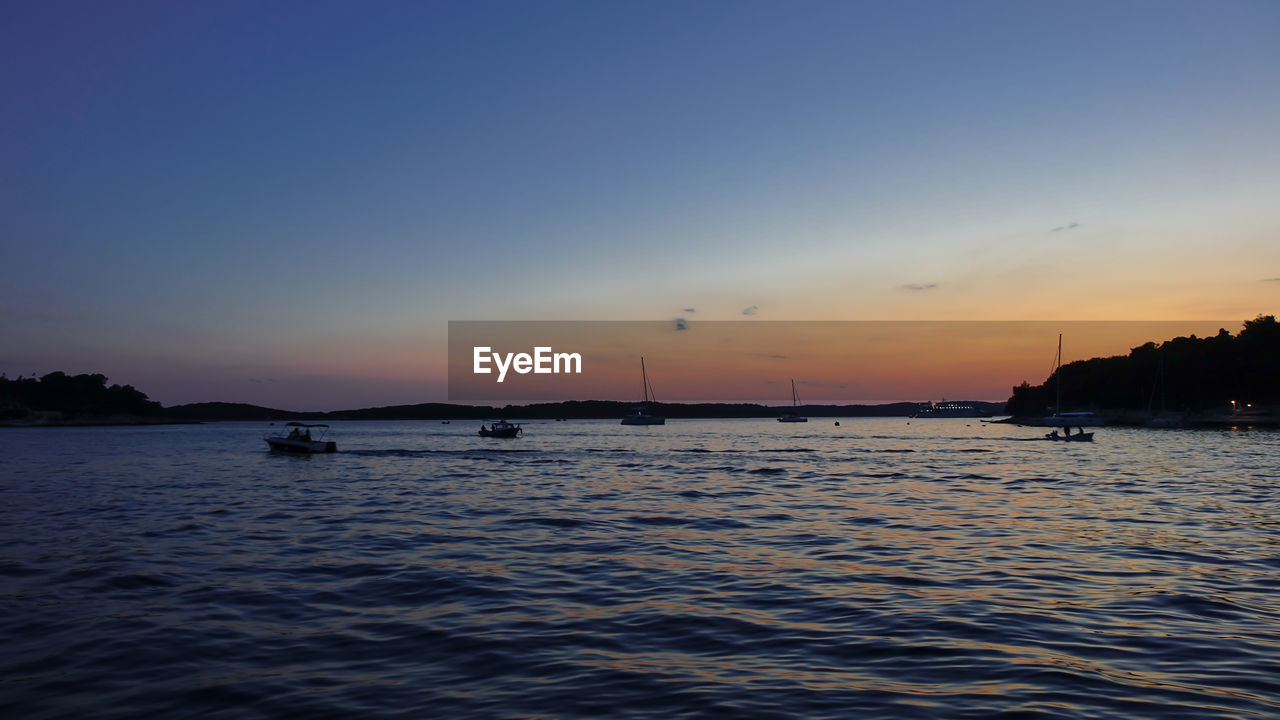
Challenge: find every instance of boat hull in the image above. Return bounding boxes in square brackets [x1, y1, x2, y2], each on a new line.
[621, 415, 665, 425]
[1044, 432, 1094, 442]
[1028, 413, 1104, 427]
[479, 428, 521, 438]
[266, 438, 337, 453]
[777, 416, 808, 423]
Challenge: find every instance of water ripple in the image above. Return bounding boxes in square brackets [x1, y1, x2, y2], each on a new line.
[2, 419, 1278, 719]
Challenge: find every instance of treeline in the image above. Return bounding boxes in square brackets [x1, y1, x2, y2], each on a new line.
[1006, 315, 1280, 416]
[0, 371, 164, 420]
[168, 399, 1003, 422]
[2, 369, 1003, 425]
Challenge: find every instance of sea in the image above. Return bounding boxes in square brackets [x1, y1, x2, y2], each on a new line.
[2, 419, 1278, 719]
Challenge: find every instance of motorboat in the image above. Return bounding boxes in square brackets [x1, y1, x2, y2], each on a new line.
[479, 420, 522, 438]
[1045, 428, 1094, 442]
[265, 422, 336, 453]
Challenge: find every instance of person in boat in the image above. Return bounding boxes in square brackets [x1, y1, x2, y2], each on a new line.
[303, 428, 312, 441]
[288, 427, 301, 439]
[1047, 429, 1060, 438]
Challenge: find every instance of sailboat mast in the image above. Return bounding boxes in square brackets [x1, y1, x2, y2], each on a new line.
[792, 379, 799, 408]
[1055, 333, 1062, 416]
[641, 357, 649, 403]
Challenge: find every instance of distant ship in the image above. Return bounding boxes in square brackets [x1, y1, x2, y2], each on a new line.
[912, 401, 991, 418]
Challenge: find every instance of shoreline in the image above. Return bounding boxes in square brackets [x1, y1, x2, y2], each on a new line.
[1000, 414, 1280, 428]
[0, 415, 203, 428]
[7, 415, 1277, 429]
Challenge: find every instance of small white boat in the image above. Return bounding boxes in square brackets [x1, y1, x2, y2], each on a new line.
[265, 422, 336, 453]
[778, 379, 808, 422]
[621, 357, 666, 425]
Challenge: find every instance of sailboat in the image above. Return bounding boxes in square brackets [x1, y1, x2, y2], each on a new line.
[1145, 349, 1184, 427]
[777, 379, 808, 422]
[621, 357, 666, 425]
[1043, 333, 1097, 441]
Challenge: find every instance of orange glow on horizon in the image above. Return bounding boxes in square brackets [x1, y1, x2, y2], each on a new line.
[446, 320, 1234, 403]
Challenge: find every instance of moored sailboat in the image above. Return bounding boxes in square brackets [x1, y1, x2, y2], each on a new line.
[778, 379, 808, 422]
[1039, 334, 1098, 441]
[621, 357, 665, 425]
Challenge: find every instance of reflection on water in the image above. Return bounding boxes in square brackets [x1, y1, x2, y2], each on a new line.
[2, 419, 1278, 718]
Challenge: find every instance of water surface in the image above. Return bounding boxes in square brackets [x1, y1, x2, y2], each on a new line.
[2, 419, 1278, 718]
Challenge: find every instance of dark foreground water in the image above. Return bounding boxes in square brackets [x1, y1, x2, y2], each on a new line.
[2, 419, 1278, 719]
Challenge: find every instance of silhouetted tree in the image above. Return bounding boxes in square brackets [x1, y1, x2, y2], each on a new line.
[0, 372, 163, 418]
[1004, 316, 1279, 414]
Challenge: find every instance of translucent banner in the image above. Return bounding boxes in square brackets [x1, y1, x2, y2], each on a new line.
[447, 320, 1232, 404]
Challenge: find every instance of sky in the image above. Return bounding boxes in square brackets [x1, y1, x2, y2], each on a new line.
[2, 0, 1277, 410]
[446, 321, 1237, 405]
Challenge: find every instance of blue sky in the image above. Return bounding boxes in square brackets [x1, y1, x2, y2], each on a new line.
[2, 1, 1277, 408]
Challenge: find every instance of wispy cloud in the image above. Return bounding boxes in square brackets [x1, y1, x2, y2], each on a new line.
[682, 307, 696, 313]
[900, 283, 938, 291]
[1051, 222, 1080, 232]
[742, 305, 758, 316]
[1263, 278, 1280, 283]
[797, 380, 849, 390]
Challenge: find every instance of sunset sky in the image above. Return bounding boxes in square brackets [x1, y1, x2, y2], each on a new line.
[2, 1, 1277, 410]
[447, 321, 1237, 404]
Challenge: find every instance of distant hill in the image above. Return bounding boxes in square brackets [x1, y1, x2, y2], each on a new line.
[163, 402, 309, 422]
[3, 373, 1001, 425]
[0, 368, 997, 426]
[163, 399, 1003, 422]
